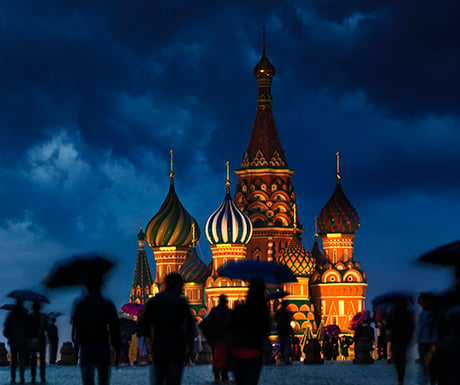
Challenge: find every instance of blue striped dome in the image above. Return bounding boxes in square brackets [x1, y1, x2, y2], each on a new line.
[205, 191, 253, 245]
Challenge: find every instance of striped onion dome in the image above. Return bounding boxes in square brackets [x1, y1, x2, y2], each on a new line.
[179, 247, 210, 284]
[145, 177, 200, 247]
[317, 180, 359, 235]
[205, 172, 253, 245]
[278, 232, 316, 277]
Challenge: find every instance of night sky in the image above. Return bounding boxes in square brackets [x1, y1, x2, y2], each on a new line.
[1, 1, 459, 343]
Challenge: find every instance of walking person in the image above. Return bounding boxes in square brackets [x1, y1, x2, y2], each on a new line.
[72, 277, 121, 385]
[199, 294, 231, 383]
[27, 300, 48, 383]
[3, 298, 28, 383]
[227, 278, 270, 385]
[416, 292, 439, 385]
[47, 318, 59, 364]
[386, 297, 415, 385]
[140, 273, 195, 385]
[274, 301, 293, 365]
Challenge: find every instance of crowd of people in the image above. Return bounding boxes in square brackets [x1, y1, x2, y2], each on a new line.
[3, 298, 58, 383]
[2, 257, 460, 385]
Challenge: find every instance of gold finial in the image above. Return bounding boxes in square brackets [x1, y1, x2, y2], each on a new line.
[169, 149, 175, 179]
[314, 216, 318, 237]
[191, 222, 197, 247]
[225, 161, 231, 192]
[293, 203, 298, 232]
[336, 151, 341, 182]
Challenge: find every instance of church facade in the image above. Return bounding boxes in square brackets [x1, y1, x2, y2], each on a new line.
[129, 46, 367, 336]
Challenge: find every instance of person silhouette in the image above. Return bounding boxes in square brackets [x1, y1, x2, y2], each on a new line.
[3, 298, 28, 383]
[72, 277, 121, 385]
[199, 294, 231, 382]
[47, 317, 59, 364]
[227, 278, 270, 385]
[27, 300, 48, 383]
[274, 301, 293, 365]
[140, 273, 195, 385]
[386, 297, 415, 385]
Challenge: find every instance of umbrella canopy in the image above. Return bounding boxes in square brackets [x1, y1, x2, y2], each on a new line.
[217, 260, 297, 285]
[47, 311, 64, 319]
[322, 324, 341, 338]
[418, 239, 460, 266]
[266, 289, 289, 301]
[349, 310, 372, 330]
[7, 289, 50, 303]
[121, 302, 145, 316]
[44, 253, 114, 288]
[372, 291, 414, 312]
[0, 304, 16, 311]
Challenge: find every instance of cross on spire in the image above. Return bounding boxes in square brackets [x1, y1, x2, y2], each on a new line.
[336, 151, 341, 182]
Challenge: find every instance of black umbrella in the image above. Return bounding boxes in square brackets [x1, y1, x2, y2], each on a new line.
[7, 289, 50, 303]
[418, 239, 460, 266]
[0, 304, 15, 311]
[372, 291, 414, 312]
[47, 311, 64, 319]
[217, 260, 297, 285]
[266, 289, 289, 301]
[44, 253, 114, 289]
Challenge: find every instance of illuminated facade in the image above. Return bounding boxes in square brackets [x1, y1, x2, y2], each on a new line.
[129, 46, 367, 334]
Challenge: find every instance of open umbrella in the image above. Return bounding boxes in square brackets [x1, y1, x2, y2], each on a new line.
[349, 310, 371, 330]
[418, 239, 460, 266]
[7, 289, 50, 303]
[0, 304, 15, 311]
[121, 302, 145, 316]
[217, 260, 297, 285]
[47, 311, 64, 319]
[372, 291, 414, 312]
[266, 289, 289, 301]
[322, 324, 341, 338]
[44, 252, 114, 288]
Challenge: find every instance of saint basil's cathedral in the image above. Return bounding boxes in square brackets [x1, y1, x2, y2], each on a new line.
[129, 45, 367, 337]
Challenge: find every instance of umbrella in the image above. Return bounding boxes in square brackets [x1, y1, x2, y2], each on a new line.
[0, 304, 15, 311]
[372, 291, 414, 312]
[217, 260, 297, 285]
[7, 289, 50, 303]
[322, 324, 341, 338]
[349, 310, 371, 330]
[44, 252, 114, 288]
[418, 239, 460, 266]
[266, 289, 289, 301]
[121, 302, 145, 316]
[47, 311, 64, 319]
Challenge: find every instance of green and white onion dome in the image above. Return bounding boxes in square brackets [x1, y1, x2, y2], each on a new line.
[145, 179, 200, 247]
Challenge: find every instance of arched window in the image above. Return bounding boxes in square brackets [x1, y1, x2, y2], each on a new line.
[333, 249, 337, 263]
[344, 249, 348, 261]
[167, 265, 171, 274]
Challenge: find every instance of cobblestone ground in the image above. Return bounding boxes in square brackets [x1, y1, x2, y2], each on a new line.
[0, 361, 427, 385]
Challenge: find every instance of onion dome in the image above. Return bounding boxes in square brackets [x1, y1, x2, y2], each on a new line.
[145, 150, 200, 247]
[179, 247, 210, 284]
[278, 232, 316, 277]
[253, 45, 276, 79]
[317, 152, 359, 234]
[205, 162, 253, 245]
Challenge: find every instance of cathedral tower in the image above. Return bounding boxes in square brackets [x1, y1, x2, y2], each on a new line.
[145, 150, 200, 288]
[235, 43, 298, 262]
[129, 224, 154, 304]
[310, 152, 367, 332]
[205, 162, 253, 309]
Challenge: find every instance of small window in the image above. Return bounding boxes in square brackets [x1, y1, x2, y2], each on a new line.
[167, 265, 171, 274]
[333, 249, 337, 263]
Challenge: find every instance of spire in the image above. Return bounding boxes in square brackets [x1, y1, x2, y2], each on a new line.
[169, 148, 175, 184]
[336, 151, 341, 183]
[240, 38, 287, 169]
[225, 161, 231, 194]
